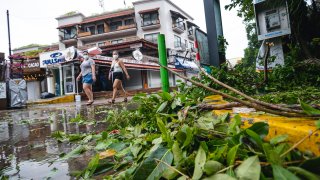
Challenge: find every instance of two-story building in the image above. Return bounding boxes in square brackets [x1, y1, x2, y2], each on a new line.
[45, 0, 199, 96]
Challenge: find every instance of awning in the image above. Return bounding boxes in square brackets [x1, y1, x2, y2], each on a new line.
[139, 8, 160, 14]
[186, 21, 199, 28]
[170, 10, 187, 20]
[57, 23, 79, 29]
[175, 57, 199, 72]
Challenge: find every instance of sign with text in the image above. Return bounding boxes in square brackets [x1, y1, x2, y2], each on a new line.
[39, 51, 65, 68]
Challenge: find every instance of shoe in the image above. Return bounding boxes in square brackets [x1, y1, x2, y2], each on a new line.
[123, 98, 128, 103]
[86, 101, 94, 106]
[109, 99, 115, 104]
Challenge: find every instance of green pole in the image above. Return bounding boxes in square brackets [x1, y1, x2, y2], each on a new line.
[158, 34, 169, 93]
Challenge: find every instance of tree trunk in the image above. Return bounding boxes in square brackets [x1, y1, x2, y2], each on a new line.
[292, 25, 313, 59]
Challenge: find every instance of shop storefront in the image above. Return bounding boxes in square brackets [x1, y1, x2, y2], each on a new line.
[39, 51, 64, 97]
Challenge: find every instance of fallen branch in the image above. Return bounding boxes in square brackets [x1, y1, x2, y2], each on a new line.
[198, 65, 305, 115]
[197, 102, 242, 110]
[160, 65, 319, 118]
[280, 130, 316, 158]
[155, 158, 191, 180]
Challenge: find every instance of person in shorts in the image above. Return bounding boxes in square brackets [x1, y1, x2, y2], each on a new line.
[77, 50, 96, 105]
[108, 50, 130, 104]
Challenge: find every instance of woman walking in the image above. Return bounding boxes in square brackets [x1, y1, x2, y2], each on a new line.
[77, 50, 96, 105]
[109, 50, 130, 104]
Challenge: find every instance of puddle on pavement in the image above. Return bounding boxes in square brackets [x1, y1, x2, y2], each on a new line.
[0, 103, 111, 179]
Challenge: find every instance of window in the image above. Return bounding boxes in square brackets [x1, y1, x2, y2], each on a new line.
[144, 33, 159, 44]
[110, 21, 122, 31]
[189, 42, 194, 48]
[185, 40, 188, 48]
[111, 39, 123, 44]
[64, 27, 77, 40]
[188, 26, 194, 36]
[86, 26, 96, 35]
[97, 24, 104, 34]
[142, 13, 159, 26]
[172, 17, 185, 30]
[98, 42, 105, 47]
[174, 35, 181, 48]
[125, 19, 134, 25]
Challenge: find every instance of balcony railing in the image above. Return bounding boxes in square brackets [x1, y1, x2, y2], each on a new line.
[78, 31, 92, 37]
[78, 24, 137, 38]
[141, 20, 161, 30]
[172, 23, 185, 34]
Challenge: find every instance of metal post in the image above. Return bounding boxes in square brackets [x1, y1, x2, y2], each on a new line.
[203, 0, 224, 67]
[7, 10, 12, 65]
[157, 34, 169, 93]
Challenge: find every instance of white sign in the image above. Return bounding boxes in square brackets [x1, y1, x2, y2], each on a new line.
[39, 50, 65, 68]
[0, 82, 6, 99]
[130, 43, 143, 49]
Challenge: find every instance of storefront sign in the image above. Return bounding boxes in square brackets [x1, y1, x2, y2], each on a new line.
[130, 43, 143, 49]
[39, 51, 65, 68]
[0, 82, 6, 99]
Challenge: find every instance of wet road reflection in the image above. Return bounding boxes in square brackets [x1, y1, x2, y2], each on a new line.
[0, 103, 110, 179]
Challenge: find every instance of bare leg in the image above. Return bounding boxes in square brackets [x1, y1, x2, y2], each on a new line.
[112, 79, 121, 100]
[88, 84, 94, 102]
[118, 80, 127, 98]
[83, 84, 91, 102]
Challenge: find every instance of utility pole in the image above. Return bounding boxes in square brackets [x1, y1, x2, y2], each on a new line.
[7, 10, 12, 78]
[203, 0, 225, 67]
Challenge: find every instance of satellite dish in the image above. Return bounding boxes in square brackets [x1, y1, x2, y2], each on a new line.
[65, 46, 78, 61]
[133, 49, 143, 61]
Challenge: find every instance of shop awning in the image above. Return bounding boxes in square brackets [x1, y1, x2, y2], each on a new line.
[170, 10, 187, 19]
[139, 8, 160, 14]
[175, 57, 199, 72]
[186, 21, 199, 28]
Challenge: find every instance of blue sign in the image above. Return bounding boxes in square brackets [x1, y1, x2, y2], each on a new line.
[50, 52, 63, 58]
[41, 52, 64, 67]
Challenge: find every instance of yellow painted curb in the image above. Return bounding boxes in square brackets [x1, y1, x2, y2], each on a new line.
[27, 94, 75, 105]
[205, 95, 320, 156]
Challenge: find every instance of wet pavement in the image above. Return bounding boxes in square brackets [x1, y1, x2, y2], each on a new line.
[0, 98, 130, 179]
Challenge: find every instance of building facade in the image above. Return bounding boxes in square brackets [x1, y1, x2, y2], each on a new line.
[44, 0, 199, 97]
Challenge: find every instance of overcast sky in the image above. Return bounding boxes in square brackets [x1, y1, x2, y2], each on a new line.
[0, 0, 248, 59]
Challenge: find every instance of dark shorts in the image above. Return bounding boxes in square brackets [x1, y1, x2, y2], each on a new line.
[82, 73, 93, 84]
[112, 72, 123, 81]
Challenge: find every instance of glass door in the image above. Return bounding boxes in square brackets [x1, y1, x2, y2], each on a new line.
[63, 65, 75, 94]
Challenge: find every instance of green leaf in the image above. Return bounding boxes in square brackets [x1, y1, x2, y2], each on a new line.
[131, 145, 142, 159]
[235, 156, 260, 180]
[157, 101, 168, 113]
[246, 129, 263, 149]
[192, 145, 207, 180]
[83, 154, 100, 179]
[270, 134, 289, 145]
[262, 143, 282, 165]
[172, 141, 183, 165]
[315, 120, 320, 129]
[247, 122, 269, 139]
[203, 173, 236, 180]
[287, 166, 320, 180]
[157, 118, 172, 145]
[227, 144, 240, 166]
[94, 139, 115, 151]
[204, 161, 225, 176]
[272, 165, 299, 180]
[182, 126, 193, 148]
[60, 145, 86, 160]
[159, 92, 172, 101]
[299, 99, 320, 115]
[133, 146, 173, 180]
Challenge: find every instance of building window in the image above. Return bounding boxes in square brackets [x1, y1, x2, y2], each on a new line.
[189, 42, 194, 48]
[111, 39, 123, 44]
[97, 24, 104, 34]
[125, 19, 134, 25]
[174, 35, 181, 48]
[86, 26, 96, 35]
[64, 27, 77, 40]
[172, 17, 185, 30]
[144, 33, 159, 44]
[188, 26, 194, 36]
[110, 21, 122, 31]
[98, 42, 105, 47]
[185, 40, 188, 48]
[142, 13, 159, 26]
